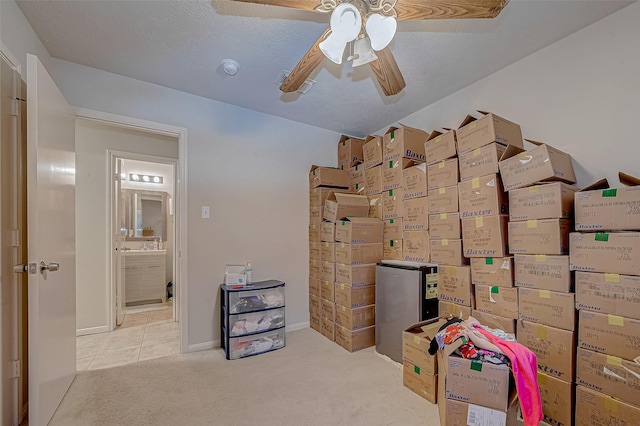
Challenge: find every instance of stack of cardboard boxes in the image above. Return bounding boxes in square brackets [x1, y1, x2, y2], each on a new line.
[496, 141, 578, 426]
[570, 173, 640, 425]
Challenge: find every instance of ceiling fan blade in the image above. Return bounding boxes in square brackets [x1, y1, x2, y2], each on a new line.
[395, 0, 508, 20]
[228, 0, 321, 13]
[369, 47, 406, 97]
[280, 29, 329, 93]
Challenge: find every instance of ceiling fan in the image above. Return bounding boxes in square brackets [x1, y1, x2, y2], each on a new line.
[228, 0, 509, 96]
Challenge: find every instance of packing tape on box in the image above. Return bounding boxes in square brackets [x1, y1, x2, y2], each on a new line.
[473, 148, 481, 157]
[439, 161, 446, 169]
[539, 290, 551, 299]
[442, 239, 449, 246]
[440, 213, 447, 219]
[470, 123, 477, 129]
[476, 216, 484, 228]
[608, 315, 624, 326]
[472, 177, 480, 189]
[537, 373, 547, 386]
[603, 396, 620, 414]
[535, 254, 547, 262]
[606, 355, 623, 367]
[529, 186, 540, 193]
[414, 336, 421, 345]
[527, 220, 538, 229]
[439, 187, 446, 194]
[605, 273, 620, 283]
[435, 136, 442, 142]
[448, 266, 457, 278]
[536, 325, 548, 340]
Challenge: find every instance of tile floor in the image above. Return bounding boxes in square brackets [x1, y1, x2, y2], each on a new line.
[76, 306, 179, 371]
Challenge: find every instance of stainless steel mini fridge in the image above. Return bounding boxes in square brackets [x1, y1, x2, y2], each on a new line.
[375, 260, 438, 363]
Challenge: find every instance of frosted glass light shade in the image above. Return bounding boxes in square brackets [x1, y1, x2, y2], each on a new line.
[319, 3, 362, 64]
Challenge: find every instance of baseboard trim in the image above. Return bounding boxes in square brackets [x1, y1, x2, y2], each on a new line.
[76, 325, 109, 336]
[286, 321, 309, 333]
[187, 340, 218, 353]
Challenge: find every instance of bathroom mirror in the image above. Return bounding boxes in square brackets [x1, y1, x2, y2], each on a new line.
[121, 189, 169, 241]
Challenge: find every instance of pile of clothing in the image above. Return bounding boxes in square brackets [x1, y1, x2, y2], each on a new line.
[429, 316, 543, 426]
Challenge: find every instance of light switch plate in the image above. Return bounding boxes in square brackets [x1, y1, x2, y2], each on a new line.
[201, 206, 210, 219]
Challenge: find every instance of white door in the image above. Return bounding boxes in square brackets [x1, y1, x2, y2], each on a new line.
[114, 157, 125, 326]
[26, 54, 76, 426]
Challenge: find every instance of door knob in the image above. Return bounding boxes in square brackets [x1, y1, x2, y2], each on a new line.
[14, 263, 37, 274]
[40, 261, 60, 272]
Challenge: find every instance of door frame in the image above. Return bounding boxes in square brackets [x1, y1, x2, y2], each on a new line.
[74, 108, 189, 353]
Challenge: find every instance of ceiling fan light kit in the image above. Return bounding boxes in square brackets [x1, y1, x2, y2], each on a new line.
[229, 0, 509, 96]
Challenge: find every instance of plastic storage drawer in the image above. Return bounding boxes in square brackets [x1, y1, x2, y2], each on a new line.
[228, 307, 285, 337]
[228, 286, 285, 314]
[228, 327, 286, 360]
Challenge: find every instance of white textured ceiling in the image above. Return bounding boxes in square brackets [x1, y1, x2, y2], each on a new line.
[16, 0, 633, 137]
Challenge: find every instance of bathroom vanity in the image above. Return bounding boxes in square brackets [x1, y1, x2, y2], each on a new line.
[123, 250, 167, 306]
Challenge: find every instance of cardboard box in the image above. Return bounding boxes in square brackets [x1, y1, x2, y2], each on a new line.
[383, 218, 403, 241]
[403, 230, 431, 263]
[310, 311, 321, 331]
[310, 187, 335, 207]
[456, 111, 523, 155]
[429, 212, 461, 239]
[338, 136, 365, 169]
[319, 317, 335, 341]
[446, 354, 511, 411]
[517, 320, 575, 381]
[575, 184, 640, 231]
[576, 348, 640, 409]
[320, 221, 335, 242]
[382, 125, 430, 162]
[508, 219, 571, 255]
[474, 285, 519, 319]
[309, 276, 320, 298]
[443, 399, 515, 426]
[439, 300, 471, 320]
[569, 231, 640, 275]
[578, 310, 640, 360]
[348, 164, 365, 186]
[402, 197, 429, 231]
[518, 288, 575, 331]
[364, 165, 383, 196]
[382, 158, 415, 191]
[509, 182, 577, 221]
[349, 181, 366, 195]
[362, 135, 383, 170]
[403, 319, 447, 374]
[320, 242, 335, 263]
[383, 239, 403, 261]
[575, 271, 640, 320]
[428, 158, 459, 190]
[461, 215, 509, 258]
[311, 205, 324, 226]
[335, 217, 383, 244]
[470, 257, 514, 288]
[335, 243, 383, 266]
[320, 297, 335, 320]
[309, 165, 349, 189]
[334, 304, 375, 330]
[320, 279, 335, 301]
[471, 310, 517, 335]
[537, 372, 574, 426]
[334, 283, 375, 308]
[431, 239, 468, 266]
[402, 163, 428, 200]
[309, 259, 321, 278]
[309, 241, 321, 261]
[424, 129, 457, 165]
[335, 263, 376, 287]
[575, 385, 640, 426]
[367, 194, 382, 219]
[437, 265, 473, 307]
[309, 294, 320, 314]
[458, 174, 508, 218]
[320, 260, 336, 283]
[498, 142, 577, 191]
[309, 224, 320, 242]
[403, 360, 438, 403]
[514, 255, 572, 292]
[335, 324, 375, 352]
[323, 192, 370, 223]
[428, 185, 459, 214]
[382, 189, 404, 220]
[458, 142, 508, 182]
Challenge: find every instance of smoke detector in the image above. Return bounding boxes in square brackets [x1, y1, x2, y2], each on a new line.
[221, 59, 240, 76]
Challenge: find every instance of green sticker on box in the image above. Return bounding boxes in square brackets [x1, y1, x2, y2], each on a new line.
[485, 258, 494, 265]
[391, 131, 395, 139]
[390, 240, 394, 247]
[491, 286, 499, 294]
[389, 190, 393, 196]
[340, 164, 344, 170]
[390, 219, 394, 224]
[341, 221, 346, 226]
[355, 165, 359, 171]
[313, 170, 316, 176]
[595, 233, 609, 242]
[389, 161, 393, 169]
[414, 365, 420, 375]
[602, 189, 617, 197]
[470, 361, 483, 372]
[355, 183, 359, 190]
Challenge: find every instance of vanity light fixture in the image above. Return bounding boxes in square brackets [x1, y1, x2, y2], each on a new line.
[129, 173, 163, 184]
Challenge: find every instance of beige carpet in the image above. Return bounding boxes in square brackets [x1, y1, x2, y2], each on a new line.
[51, 327, 439, 425]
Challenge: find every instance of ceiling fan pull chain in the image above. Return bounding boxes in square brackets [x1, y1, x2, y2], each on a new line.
[316, 0, 339, 14]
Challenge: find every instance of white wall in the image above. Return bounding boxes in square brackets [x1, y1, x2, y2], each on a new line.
[381, 2, 640, 188]
[75, 120, 178, 332]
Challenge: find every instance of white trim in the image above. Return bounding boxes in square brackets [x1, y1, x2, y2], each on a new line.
[286, 322, 310, 333]
[0, 42, 21, 74]
[76, 326, 109, 337]
[188, 341, 217, 353]
[73, 108, 189, 353]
